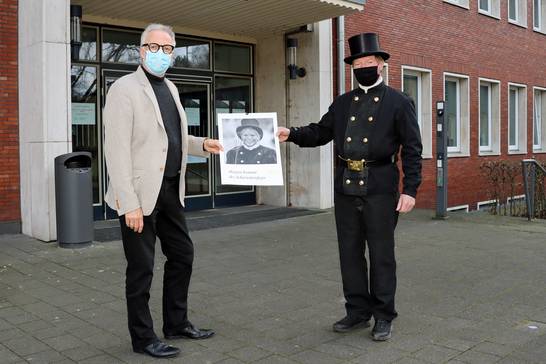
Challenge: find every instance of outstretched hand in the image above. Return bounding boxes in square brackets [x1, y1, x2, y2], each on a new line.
[277, 127, 290, 143]
[204, 139, 224, 154]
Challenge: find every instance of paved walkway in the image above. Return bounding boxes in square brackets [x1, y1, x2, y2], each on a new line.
[1, 209, 545, 363]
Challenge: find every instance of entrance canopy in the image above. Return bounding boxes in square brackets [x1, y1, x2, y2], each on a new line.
[76, 0, 364, 39]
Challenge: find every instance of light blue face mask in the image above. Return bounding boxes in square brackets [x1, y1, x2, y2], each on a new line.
[144, 50, 172, 76]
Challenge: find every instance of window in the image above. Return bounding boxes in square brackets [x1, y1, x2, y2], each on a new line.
[173, 38, 211, 70]
[509, 0, 528, 27]
[534, 0, 546, 32]
[479, 79, 501, 155]
[479, 0, 501, 18]
[101, 28, 141, 64]
[444, 73, 470, 156]
[534, 87, 546, 152]
[480, 84, 492, 150]
[508, 83, 527, 154]
[402, 66, 433, 158]
[214, 43, 252, 74]
[444, 0, 469, 9]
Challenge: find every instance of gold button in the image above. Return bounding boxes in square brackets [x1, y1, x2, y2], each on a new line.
[368, 116, 374, 122]
[359, 180, 365, 186]
[354, 96, 360, 101]
[374, 96, 380, 102]
[160, 167, 164, 171]
[346, 137, 352, 143]
[350, 116, 356, 122]
[346, 179, 351, 185]
[363, 138, 368, 143]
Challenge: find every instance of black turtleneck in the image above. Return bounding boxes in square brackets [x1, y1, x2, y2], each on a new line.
[144, 68, 182, 177]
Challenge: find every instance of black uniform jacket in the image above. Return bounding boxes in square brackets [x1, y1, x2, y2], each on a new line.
[288, 82, 422, 197]
[226, 145, 277, 165]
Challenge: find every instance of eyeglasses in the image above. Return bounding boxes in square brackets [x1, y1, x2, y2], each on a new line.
[142, 43, 175, 55]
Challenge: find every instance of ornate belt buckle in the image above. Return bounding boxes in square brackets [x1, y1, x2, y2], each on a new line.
[347, 159, 364, 172]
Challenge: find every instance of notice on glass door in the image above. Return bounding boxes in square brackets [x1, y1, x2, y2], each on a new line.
[218, 112, 284, 186]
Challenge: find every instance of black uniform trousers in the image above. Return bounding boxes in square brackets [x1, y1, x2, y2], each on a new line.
[119, 175, 193, 351]
[334, 192, 399, 322]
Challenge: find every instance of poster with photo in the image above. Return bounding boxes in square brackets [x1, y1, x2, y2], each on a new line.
[218, 113, 284, 186]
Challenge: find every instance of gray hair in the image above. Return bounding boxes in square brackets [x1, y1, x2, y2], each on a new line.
[140, 23, 176, 46]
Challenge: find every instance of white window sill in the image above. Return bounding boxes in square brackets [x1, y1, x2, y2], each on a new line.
[508, 149, 528, 155]
[508, 19, 528, 28]
[532, 148, 546, 153]
[422, 153, 433, 160]
[443, 0, 469, 10]
[533, 28, 546, 35]
[478, 10, 500, 19]
[447, 152, 471, 158]
[479, 150, 501, 156]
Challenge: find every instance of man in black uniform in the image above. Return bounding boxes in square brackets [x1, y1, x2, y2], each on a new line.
[278, 33, 422, 341]
[226, 119, 277, 164]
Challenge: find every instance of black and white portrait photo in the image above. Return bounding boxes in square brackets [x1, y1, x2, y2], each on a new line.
[224, 118, 277, 165]
[218, 113, 283, 186]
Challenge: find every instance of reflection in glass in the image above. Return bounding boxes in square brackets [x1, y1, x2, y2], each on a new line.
[509, 0, 517, 20]
[214, 43, 251, 74]
[445, 80, 459, 149]
[71, 65, 100, 203]
[215, 77, 253, 194]
[534, 91, 542, 147]
[173, 38, 210, 69]
[509, 88, 517, 148]
[479, 85, 491, 148]
[403, 74, 420, 130]
[102, 29, 141, 64]
[79, 26, 97, 61]
[177, 83, 210, 196]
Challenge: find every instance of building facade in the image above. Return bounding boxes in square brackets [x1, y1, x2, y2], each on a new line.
[0, 0, 19, 233]
[339, 0, 546, 211]
[3, 0, 365, 240]
[2, 0, 545, 240]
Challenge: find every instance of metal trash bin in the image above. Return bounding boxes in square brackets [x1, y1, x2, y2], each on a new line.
[54, 152, 93, 248]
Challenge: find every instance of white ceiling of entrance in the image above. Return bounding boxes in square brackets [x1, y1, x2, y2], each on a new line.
[76, 0, 363, 39]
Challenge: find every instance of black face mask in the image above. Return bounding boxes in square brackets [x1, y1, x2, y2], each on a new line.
[354, 66, 379, 87]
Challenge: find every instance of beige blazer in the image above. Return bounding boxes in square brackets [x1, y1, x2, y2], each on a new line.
[103, 66, 208, 216]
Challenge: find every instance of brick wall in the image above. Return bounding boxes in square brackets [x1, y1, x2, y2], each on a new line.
[0, 0, 20, 223]
[340, 0, 546, 210]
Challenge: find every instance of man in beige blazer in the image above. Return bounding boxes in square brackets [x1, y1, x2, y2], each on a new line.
[104, 23, 223, 359]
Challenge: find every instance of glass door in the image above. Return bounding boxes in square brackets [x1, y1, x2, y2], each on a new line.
[173, 81, 213, 210]
[213, 75, 256, 207]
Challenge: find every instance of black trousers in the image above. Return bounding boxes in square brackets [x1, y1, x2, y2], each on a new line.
[119, 176, 194, 350]
[334, 192, 399, 322]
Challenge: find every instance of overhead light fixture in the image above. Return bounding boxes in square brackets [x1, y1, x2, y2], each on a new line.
[287, 38, 306, 80]
[70, 5, 83, 61]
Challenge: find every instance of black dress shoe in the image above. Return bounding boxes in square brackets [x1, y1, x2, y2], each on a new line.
[333, 315, 371, 333]
[134, 341, 180, 358]
[371, 319, 392, 341]
[164, 324, 215, 340]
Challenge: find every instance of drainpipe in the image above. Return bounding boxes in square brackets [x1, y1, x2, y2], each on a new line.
[337, 16, 345, 96]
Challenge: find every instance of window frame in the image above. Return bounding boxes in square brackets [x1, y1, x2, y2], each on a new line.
[534, 0, 546, 33]
[509, 86, 519, 150]
[443, 0, 470, 9]
[479, 83, 493, 151]
[507, 82, 528, 154]
[478, 0, 501, 19]
[533, 86, 546, 152]
[508, 0, 528, 27]
[401, 65, 433, 159]
[478, 78, 501, 156]
[444, 72, 470, 157]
